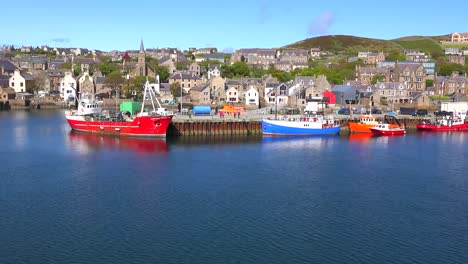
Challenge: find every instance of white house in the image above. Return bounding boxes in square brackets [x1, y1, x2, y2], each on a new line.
[245, 86, 259, 106]
[60, 71, 77, 101]
[226, 86, 239, 103]
[9, 69, 33, 93]
[207, 65, 221, 79]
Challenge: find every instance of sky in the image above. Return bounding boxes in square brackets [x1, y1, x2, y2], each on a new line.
[1, 0, 467, 52]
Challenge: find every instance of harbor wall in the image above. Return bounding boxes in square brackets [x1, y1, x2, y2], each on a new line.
[167, 117, 429, 137]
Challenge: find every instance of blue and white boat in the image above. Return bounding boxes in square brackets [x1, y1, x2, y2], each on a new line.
[262, 115, 341, 136]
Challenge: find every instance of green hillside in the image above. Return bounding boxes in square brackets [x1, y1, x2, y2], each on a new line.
[391, 36, 444, 57]
[283, 35, 401, 54]
[283, 34, 449, 57]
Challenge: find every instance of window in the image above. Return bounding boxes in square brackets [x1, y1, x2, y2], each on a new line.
[20, 82, 24, 87]
[11, 82, 14, 87]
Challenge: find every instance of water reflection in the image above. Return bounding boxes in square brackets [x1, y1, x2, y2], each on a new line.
[348, 134, 373, 144]
[261, 135, 338, 150]
[168, 135, 263, 147]
[66, 131, 169, 154]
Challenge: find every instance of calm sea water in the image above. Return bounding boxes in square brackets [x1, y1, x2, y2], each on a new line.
[0, 110, 467, 264]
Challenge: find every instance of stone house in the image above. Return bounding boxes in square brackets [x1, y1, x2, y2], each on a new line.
[389, 63, 426, 92]
[447, 54, 465, 65]
[168, 73, 202, 93]
[189, 85, 211, 104]
[209, 76, 226, 103]
[358, 52, 385, 64]
[434, 72, 467, 95]
[278, 49, 309, 64]
[231, 49, 276, 68]
[79, 75, 95, 95]
[189, 62, 201, 76]
[372, 82, 411, 106]
[410, 92, 430, 107]
[160, 53, 190, 73]
[95, 77, 108, 95]
[355, 65, 387, 85]
[47, 69, 66, 92]
[310, 48, 321, 58]
[74, 57, 99, 73]
[0, 87, 16, 101]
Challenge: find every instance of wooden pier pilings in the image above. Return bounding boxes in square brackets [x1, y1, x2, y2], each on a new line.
[168, 120, 263, 137]
[167, 116, 430, 137]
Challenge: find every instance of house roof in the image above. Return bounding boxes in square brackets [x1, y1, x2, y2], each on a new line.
[95, 77, 107, 84]
[0, 59, 18, 71]
[21, 72, 34, 81]
[169, 72, 201, 80]
[160, 83, 170, 91]
[226, 80, 241, 86]
[0, 86, 15, 94]
[190, 85, 208, 92]
[0, 75, 10, 88]
[122, 52, 131, 60]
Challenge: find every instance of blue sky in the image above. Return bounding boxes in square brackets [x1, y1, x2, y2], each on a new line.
[1, 0, 467, 52]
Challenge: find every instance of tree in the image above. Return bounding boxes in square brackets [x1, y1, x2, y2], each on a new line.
[231, 62, 250, 77]
[59, 63, 72, 70]
[99, 62, 117, 76]
[371, 74, 385, 85]
[386, 49, 406, 61]
[123, 76, 147, 99]
[175, 61, 189, 71]
[104, 75, 125, 98]
[436, 62, 465, 76]
[425, 79, 434, 88]
[170, 82, 181, 99]
[73, 64, 81, 76]
[147, 59, 170, 82]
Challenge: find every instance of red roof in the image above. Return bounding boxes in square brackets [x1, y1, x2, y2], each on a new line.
[122, 52, 131, 60]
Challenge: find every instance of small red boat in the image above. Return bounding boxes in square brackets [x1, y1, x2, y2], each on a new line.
[369, 123, 406, 136]
[416, 114, 468, 132]
[369, 115, 406, 136]
[65, 79, 173, 138]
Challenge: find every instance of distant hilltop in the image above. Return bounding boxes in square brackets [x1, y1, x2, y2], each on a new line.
[281, 33, 468, 57]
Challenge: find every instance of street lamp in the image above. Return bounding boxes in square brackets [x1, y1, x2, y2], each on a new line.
[180, 83, 183, 114]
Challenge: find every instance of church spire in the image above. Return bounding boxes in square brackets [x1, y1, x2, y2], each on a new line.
[139, 39, 145, 53]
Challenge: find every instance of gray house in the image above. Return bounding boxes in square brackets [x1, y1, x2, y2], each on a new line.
[332, 85, 360, 105]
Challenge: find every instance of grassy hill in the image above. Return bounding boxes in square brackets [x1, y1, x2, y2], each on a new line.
[283, 35, 401, 54]
[283, 34, 448, 56]
[391, 36, 444, 56]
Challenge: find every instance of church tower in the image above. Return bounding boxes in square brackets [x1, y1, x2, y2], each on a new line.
[136, 39, 146, 76]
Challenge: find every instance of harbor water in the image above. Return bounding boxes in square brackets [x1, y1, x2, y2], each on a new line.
[0, 110, 467, 264]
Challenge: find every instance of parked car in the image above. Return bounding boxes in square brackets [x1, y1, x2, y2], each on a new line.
[337, 108, 350, 115]
[371, 108, 382, 114]
[434, 110, 453, 117]
[412, 109, 428, 116]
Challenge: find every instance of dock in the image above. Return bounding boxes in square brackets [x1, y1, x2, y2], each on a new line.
[167, 114, 430, 136]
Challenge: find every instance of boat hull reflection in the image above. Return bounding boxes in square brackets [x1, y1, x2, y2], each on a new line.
[68, 131, 168, 153]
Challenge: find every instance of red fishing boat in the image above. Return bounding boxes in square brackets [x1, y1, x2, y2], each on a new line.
[369, 115, 406, 136]
[65, 79, 173, 138]
[416, 114, 468, 132]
